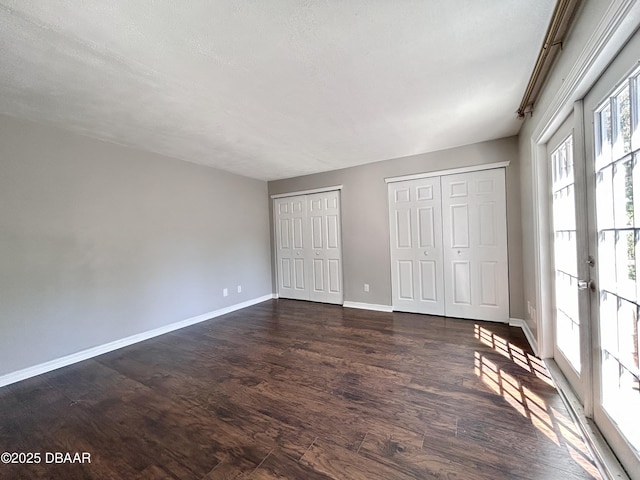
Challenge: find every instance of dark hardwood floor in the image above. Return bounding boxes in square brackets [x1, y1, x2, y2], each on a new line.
[0, 299, 602, 479]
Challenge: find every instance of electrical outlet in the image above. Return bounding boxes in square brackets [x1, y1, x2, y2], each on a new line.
[364, 283, 370, 292]
[237, 285, 242, 293]
[223, 288, 228, 297]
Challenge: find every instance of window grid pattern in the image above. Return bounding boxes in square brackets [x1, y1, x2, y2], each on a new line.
[595, 67, 640, 451]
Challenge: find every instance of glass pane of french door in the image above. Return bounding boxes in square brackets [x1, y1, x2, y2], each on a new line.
[549, 113, 589, 401]
[552, 135, 582, 372]
[592, 68, 640, 457]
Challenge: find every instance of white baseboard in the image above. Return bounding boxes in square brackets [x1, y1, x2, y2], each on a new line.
[509, 317, 538, 356]
[0, 294, 275, 389]
[343, 301, 393, 313]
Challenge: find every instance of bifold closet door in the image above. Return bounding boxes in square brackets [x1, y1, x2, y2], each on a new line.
[308, 191, 342, 304]
[441, 168, 509, 322]
[388, 177, 445, 315]
[274, 195, 310, 301]
[274, 191, 343, 304]
[389, 168, 509, 321]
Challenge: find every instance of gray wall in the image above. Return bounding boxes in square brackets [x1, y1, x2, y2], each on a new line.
[268, 137, 524, 318]
[0, 114, 272, 377]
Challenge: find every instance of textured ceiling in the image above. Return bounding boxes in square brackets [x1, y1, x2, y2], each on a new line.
[0, 1, 555, 181]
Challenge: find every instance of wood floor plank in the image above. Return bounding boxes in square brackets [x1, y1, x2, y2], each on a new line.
[249, 448, 334, 480]
[0, 299, 602, 479]
[299, 438, 417, 480]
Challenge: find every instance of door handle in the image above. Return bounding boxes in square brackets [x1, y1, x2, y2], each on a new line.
[578, 280, 596, 292]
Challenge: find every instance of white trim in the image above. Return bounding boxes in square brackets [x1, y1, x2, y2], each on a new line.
[270, 185, 343, 199]
[531, 139, 554, 359]
[530, 0, 640, 358]
[384, 161, 510, 184]
[343, 301, 393, 312]
[509, 317, 539, 357]
[0, 294, 275, 389]
[531, 0, 640, 145]
[545, 360, 630, 480]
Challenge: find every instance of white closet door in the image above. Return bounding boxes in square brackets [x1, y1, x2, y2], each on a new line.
[274, 195, 310, 301]
[389, 177, 445, 315]
[274, 190, 343, 304]
[308, 191, 343, 304]
[441, 168, 509, 322]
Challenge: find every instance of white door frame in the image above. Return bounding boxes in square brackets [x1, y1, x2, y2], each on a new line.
[385, 161, 510, 184]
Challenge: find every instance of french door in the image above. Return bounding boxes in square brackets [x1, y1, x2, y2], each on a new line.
[548, 45, 640, 476]
[584, 60, 640, 477]
[548, 112, 590, 403]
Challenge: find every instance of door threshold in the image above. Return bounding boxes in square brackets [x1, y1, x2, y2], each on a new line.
[544, 359, 629, 480]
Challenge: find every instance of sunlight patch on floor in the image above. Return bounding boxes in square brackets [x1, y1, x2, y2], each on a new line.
[473, 324, 601, 479]
[474, 324, 553, 386]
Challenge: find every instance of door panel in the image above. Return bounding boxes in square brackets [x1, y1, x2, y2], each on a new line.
[311, 215, 323, 249]
[478, 204, 495, 246]
[396, 209, 412, 248]
[441, 168, 509, 322]
[280, 218, 290, 249]
[452, 261, 471, 305]
[275, 195, 310, 301]
[307, 191, 343, 304]
[327, 215, 339, 249]
[389, 177, 445, 315]
[281, 258, 292, 289]
[328, 259, 340, 294]
[418, 207, 435, 247]
[294, 258, 306, 291]
[479, 262, 498, 306]
[419, 260, 437, 301]
[450, 204, 470, 247]
[398, 261, 414, 300]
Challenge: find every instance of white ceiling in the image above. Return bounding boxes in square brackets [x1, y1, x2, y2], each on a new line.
[0, 1, 555, 181]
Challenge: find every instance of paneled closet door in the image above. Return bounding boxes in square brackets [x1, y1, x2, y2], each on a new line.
[441, 168, 509, 322]
[274, 190, 343, 304]
[274, 195, 310, 301]
[388, 177, 445, 315]
[308, 191, 343, 305]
